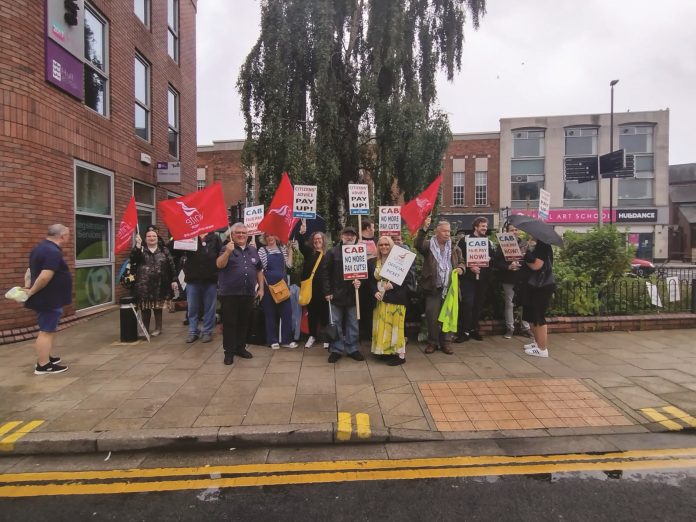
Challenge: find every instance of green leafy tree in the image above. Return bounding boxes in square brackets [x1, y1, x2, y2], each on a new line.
[238, 0, 486, 233]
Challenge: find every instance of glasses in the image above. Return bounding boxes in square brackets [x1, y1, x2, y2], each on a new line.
[233, 231, 247, 235]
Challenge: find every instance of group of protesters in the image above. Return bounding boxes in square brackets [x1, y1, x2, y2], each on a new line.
[22, 214, 554, 374]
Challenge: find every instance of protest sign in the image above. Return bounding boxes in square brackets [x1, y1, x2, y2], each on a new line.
[173, 238, 197, 251]
[244, 205, 264, 235]
[646, 282, 662, 308]
[496, 233, 523, 261]
[539, 188, 551, 221]
[342, 243, 368, 280]
[465, 237, 490, 268]
[666, 276, 681, 302]
[378, 206, 401, 237]
[293, 185, 317, 219]
[380, 246, 417, 286]
[348, 184, 370, 215]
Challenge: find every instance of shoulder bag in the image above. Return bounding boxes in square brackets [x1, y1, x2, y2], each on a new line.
[299, 252, 323, 306]
[265, 275, 291, 304]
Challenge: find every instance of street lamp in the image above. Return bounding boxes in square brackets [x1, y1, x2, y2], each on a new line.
[609, 79, 619, 224]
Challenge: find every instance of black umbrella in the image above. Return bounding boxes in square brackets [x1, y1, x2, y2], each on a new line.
[508, 214, 564, 247]
[290, 214, 326, 240]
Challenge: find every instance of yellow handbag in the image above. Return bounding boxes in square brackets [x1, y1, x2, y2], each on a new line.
[299, 252, 323, 306]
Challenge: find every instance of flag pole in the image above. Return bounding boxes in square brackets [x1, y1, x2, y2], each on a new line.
[355, 215, 362, 320]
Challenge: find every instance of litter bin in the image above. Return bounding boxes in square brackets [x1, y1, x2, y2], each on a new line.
[120, 296, 139, 342]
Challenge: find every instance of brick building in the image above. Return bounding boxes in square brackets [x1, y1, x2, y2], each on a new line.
[0, 0, 198, 340]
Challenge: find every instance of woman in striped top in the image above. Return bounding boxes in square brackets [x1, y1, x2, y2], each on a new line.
[259, 233, 297, 349]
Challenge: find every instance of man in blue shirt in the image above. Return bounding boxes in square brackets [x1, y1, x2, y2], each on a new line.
[216, 222, 264, 365]
[25, 224, 72, 375]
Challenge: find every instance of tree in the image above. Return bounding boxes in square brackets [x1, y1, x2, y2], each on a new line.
[238, 0, 486, 233]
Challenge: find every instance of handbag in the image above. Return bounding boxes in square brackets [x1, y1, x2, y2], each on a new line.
[322, 300, 339, 342]
[299, 252, 323, 306]
[527, 259, 555, 288]
[119, 259, 136, 289]
[265, 276, 291, 304]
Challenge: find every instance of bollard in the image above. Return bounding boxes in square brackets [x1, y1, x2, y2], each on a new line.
[120, 296, 139, 342]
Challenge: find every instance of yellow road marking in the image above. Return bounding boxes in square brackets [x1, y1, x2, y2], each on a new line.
[355, 413, 371, 439]
[641, 408, 683, 431]
[0, 422, 22, 437]
[662, 406, 696, 428]
[2, 458, 696, 497]
[336, 412, 352, 441]
[3, 447, 696, 484]
[0, 420, 45, 451]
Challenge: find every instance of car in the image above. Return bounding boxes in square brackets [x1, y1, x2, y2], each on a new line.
[630, 258, 655, 277]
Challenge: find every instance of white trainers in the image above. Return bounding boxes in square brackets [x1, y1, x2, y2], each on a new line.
[282, 342, 298, 349]
[524, 346, 549, 358]
[323, 342, 330, 349]
[271, 343, 280, 350]
[524, 342, 538, 350]
[305, 336, 316, 349]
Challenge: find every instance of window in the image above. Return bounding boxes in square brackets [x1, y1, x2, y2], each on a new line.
[618, 125, 654, 204]
[168, 86, 179, 158]
[197, 168, 207, 191]
[84, 4, 108, 115]
[134, 0, 149, 26]
[167, 0, 179, 62]
[134, 181, 155, 234]
[452, 172, 464, 206]
[475, 171, 487, 206]
[134, 54, 150, 140]
[75, 161, 114, 310]
[511, 129, 545, 203]
[564, 127, 598, 206]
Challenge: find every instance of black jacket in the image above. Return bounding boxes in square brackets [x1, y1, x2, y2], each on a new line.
[458, 235, 495, 282]
[320, 242, 358, 307]
[492, 237, 528, 285]
[367, 258, 410, 306]
[182, 233, 222, 284]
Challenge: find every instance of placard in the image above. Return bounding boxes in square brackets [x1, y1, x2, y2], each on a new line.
[348, 184, 370, 215]
[646, 282, 662, 308]
[380, 247, 417, 286]
[496, 233, 523, 261]
[465, 237, 490, 268]
[342, 244, 368, 280]
[173, 238, 197, 251]
[293, 185, 317, 219]
[244, 205, 264, 236]
[538, 188, 551, 221]
[666, 276, 681, 303]
[378, 206, 401, 237]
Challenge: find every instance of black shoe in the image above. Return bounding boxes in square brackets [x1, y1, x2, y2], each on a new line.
[470, 331, 483, 341]
[387, 356, 405, 366]
[453, 334, 470, 343]
[348, 351, 365, 361]
[328, 352, 341, 363]
[236, 348, 253, 359]
[34, 361, 68, 375]
[49, 355, 61, 364]
[223, 354, 234, 365]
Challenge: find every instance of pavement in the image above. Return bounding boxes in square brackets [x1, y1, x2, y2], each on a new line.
[1, 309, 695, 456]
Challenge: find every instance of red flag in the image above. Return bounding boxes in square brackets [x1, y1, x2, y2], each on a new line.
[258, 172, 299, 243]
[400, 174, 443, 235]
[158, 182, 229, 240]
[115, 197, 138, 253]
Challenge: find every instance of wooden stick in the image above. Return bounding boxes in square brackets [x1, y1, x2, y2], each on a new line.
[355, 287, 361, 320]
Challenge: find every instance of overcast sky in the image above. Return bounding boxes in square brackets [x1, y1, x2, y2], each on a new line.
[196, 0, 696, 165]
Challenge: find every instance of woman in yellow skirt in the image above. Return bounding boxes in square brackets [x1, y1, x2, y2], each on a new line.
[368, 236, 413, 365]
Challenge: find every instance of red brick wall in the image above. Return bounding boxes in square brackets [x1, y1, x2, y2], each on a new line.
[0, 0, 197, 333]
[197, 145, 248, 209]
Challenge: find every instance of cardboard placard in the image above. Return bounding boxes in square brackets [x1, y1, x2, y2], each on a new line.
[342, 244, 368, 280]
[378, 206, 401, 236]
[379, 247, 417, 286]
[496, 233, 523, 261]
[243, 205, 264, 235]
[465, 237, 490, 268]
[538, 188, 551, 221]
[348, 184, 370, 215]
[173, 238, 197, 251]
[293, 185, 317, 219]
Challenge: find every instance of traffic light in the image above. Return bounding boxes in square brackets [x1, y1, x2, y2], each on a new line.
[64, 0, 79, 26]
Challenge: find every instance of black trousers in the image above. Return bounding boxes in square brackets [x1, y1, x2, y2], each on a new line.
[458, 277, 489, 334]
[358, 282, 374, 340]
[220, 295, 254, 355]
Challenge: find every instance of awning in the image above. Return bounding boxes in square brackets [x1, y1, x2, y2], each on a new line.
[670, 185, 696, 204]
[678, 205, 696, 224]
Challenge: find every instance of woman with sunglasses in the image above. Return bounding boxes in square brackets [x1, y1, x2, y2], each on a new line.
[368, 235, 412, 365]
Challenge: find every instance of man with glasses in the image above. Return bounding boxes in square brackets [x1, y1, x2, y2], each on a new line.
[216, 223, 264, 365]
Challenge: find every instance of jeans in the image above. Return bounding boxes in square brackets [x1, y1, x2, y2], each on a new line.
[502, 283, 530, 331]
[187, 282, 218, 336]
[329, 303, 359, 354]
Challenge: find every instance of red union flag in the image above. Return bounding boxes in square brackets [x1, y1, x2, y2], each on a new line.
[258, 172, 299, 244]
[115, 197, 138, 253]
[158, 182, 229, 240]
[400, 174, 443, 234]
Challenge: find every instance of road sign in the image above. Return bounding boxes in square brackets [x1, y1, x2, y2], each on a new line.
[564, 156, 598, 182]
[600, 149, 626, 174]
[604, 154, 635, 179]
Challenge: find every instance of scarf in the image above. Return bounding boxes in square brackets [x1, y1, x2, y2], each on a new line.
[430, 236, 452, 296]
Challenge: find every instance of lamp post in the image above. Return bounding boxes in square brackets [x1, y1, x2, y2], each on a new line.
[609, 79, 619, 224]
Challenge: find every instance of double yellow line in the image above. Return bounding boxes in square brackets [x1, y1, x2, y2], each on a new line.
[641, 406, 696, 431]
[0, 421, 44, 452]
[337, 412, 371, 441]
[2, 447, 696, 497]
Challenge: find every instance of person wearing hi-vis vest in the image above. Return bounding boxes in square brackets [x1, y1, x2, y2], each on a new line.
[415, 216, 466, 355]
[297, 221, 330, 349]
